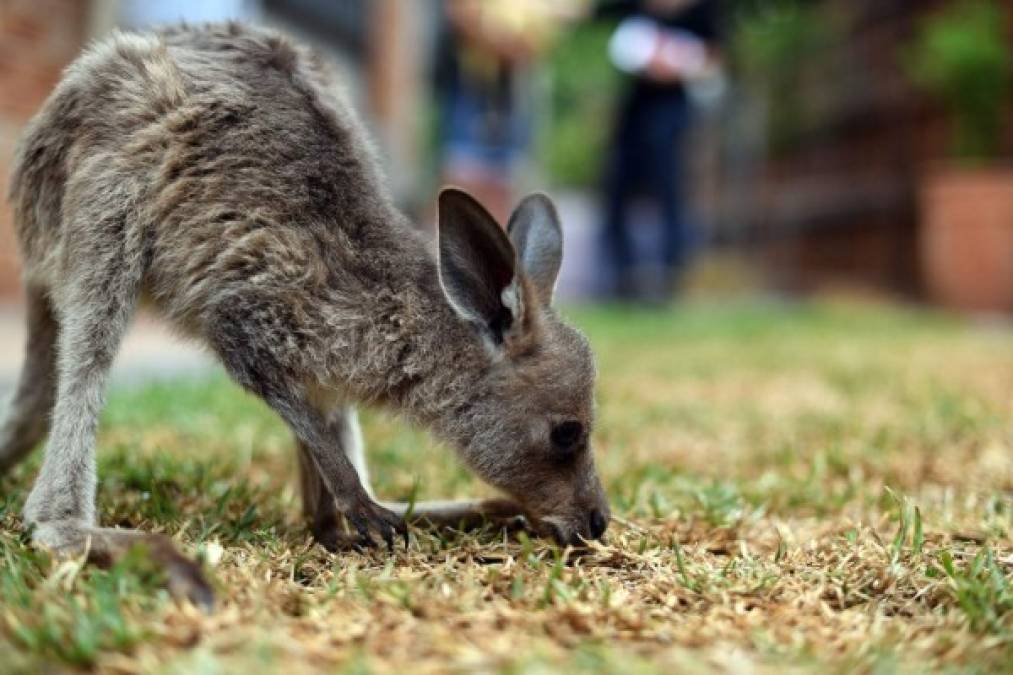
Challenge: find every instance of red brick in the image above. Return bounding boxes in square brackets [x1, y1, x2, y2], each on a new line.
[0, 0, 88, 299]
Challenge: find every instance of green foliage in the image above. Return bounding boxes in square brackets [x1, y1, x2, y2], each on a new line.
[731, 1, 830, 76]
[0, 528, 164, 668]
[934, 548, 1011, 633]
[729, 1, 834, 153]
[905, 0, 1013, 160]
[540, 21, 620, 187]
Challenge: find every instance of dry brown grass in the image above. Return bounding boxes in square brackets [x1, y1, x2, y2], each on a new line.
[1, 300, 1010, 673]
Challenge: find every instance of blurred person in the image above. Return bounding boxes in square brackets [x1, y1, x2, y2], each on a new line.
[598, 0, 723, 300]
[434, 0, 580, 223]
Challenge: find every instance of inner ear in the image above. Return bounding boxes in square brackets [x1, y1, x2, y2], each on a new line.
[437, 188, 520, 343]
[507, 193, 563, 305]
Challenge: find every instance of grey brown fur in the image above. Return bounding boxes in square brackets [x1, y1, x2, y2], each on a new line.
[1, 23, 608, 605]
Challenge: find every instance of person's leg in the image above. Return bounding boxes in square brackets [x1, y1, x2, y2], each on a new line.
[646, 99, 692, 290]
[600, 104, 642, 297]
[440, 83, 521, 225]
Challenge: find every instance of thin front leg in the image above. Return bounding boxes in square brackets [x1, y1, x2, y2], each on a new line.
[296, 405, 373, 551]
[299, 452, 527, 546]
[281, 397, 406, 548]
[296, 441, 343, 550]
[210, 308, 406, 550]
[295, 404, 525, 548]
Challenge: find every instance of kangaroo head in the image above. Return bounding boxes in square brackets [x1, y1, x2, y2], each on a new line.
[435, 188, 609, 545]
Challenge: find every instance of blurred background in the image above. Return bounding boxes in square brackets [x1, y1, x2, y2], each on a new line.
[0, 0, 1011, 326]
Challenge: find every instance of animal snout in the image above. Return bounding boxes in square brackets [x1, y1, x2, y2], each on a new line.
[588, 508, 609, 540]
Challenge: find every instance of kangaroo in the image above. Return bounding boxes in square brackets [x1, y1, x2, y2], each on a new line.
[0, 23, 609, 606]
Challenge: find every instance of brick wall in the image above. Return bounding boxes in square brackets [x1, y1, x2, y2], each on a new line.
[0, 0, 89, 300]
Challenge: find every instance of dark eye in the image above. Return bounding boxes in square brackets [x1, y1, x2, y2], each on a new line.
[550, 420, 584, 454]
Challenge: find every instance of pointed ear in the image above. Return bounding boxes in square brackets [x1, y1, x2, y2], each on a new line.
[437, 188, 521, 343]
[507, 193, 563, 305]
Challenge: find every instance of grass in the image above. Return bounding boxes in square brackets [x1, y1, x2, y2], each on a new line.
[0, 298, 1010, 673]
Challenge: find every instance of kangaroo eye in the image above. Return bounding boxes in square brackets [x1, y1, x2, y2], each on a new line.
[550, 421, 584, 452]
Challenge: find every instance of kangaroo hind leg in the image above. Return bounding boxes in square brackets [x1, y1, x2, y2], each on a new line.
[21, 195, 212, 607]
[0, 284, 59, 475]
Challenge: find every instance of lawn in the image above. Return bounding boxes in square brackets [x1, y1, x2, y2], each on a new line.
[1, 300, 1011, 673]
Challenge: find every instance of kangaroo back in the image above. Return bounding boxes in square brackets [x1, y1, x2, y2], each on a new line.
[9, 23, 397, 301]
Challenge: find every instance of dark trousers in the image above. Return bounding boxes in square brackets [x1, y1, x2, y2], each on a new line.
[601, 91, 690, 295]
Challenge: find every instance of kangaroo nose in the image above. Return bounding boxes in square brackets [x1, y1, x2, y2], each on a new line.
[588, 509, 608, 540]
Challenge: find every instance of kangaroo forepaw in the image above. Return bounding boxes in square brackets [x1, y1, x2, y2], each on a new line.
[339, 495, 408, 551]
[311, 527, 380, 554]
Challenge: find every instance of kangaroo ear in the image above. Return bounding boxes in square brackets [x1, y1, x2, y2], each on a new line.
[437, 188, 521, 344]
[507, 193, 563, 305]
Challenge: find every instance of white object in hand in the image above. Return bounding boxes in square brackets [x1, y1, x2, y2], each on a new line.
[609, 17, 709, 80]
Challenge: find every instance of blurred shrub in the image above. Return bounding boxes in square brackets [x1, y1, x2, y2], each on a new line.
[729, 1, 834, 154]
[904, 0, 1012, 161]
[540, 21, 620, 188]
